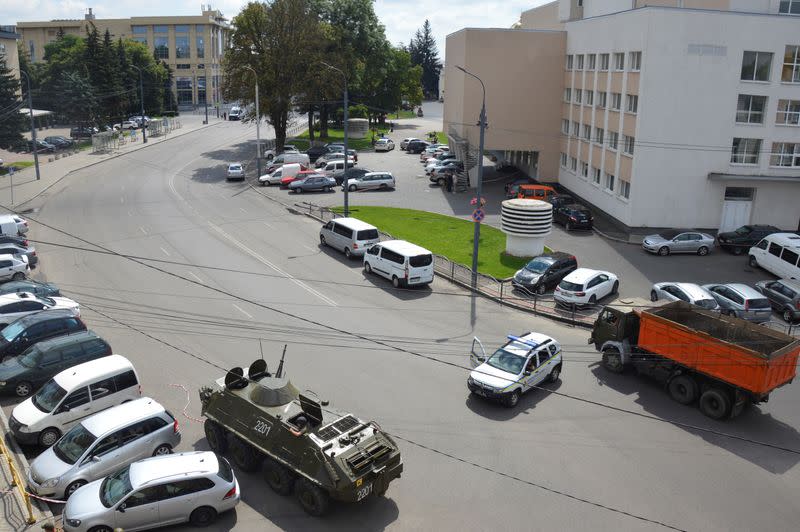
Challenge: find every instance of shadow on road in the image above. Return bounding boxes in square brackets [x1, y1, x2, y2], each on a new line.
[465, 380, 563, 421]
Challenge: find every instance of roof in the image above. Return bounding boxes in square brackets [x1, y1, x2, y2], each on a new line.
[82, 397, 164, 436]
[670, 283, 714, 300]
[16, 308, 77, 326]
[380, 239, 432, 256]
[562, 267, 602, 283]
[0, 254, 24, 262]
[719, 283, 766, 298]
[503, 332, 555, 357]
[333, 217, 377, 231]
[130, 451, 219, 488]
[763, 233, 800, 248]
[53, 355, 132, 389]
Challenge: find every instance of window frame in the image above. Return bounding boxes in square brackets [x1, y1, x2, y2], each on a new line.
[576, 54, 584, 70]
[594, 127, 604, 145]
[605, 173, 615, 192]
[769, 142, 800, 167]
[599, 53, 609, 71]
[735, 94, 767, 124]
[629, 51, 642, 71]
[611, 93, 622, 110]
[783, 45, 800, 83]
[730, 138, 762, 165]
[625, 94, 638, 113]
[613, 53, 625, 71]
[776, 99, 800, 125]
[561, 119, 569, 135]
[587, 54, 596, 70]
[607, 131, 619, 151]
[560, 153, 568, 168]
[780, 0, 800, 14]
[619, 179, 631, 199]
[623, 135, 635, 156]
[591, 167, 601, 184]
[740, 51, 773, 82]
[596, 91, 607, 109]
[566, 55, 574, 70]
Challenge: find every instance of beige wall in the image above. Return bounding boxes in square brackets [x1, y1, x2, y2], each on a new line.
[444, 28, 566, 180]
[634, 0, 731, 8]
[520, 2, 564, 30]
[0, 36, 20, 82]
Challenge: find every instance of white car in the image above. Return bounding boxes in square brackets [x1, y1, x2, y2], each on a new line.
[263, 144, 301, 160]
[468, 333, 562, 408]
[0, 292, 80, 327]
[0, 253, 29, 282]
[375, 138, 395, 152]
[554, 268, 619, 307]
[226, 163, 245, 181]
[62, 451, 240, 532]
[113, 121, 139, 130]
[650, 282, 720, 310]
[13, 215, 29, 235]
[400, 137, 420, 150]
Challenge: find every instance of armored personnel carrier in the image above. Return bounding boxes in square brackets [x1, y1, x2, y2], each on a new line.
[198, 358, 403, 516]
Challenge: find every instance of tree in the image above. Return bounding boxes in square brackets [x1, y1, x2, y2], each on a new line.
[56, 71, 97, 126]
[0, 54, 26, 149]
[409, 20, 442, 98]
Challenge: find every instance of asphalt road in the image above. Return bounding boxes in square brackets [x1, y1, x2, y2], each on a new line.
[4, 118, 799, 531]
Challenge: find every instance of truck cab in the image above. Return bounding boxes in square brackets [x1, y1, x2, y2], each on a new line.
[588, 298, 650, 350]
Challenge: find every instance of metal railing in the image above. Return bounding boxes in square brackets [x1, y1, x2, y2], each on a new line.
[0, 433, 36, 524]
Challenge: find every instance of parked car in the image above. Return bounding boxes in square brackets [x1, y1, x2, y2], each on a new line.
[332, 167, 370, 185]
[548, 194, 577, 210]
[29, 139, 57, 153]
[70, 127, 98, 140]
[265, 153, 310, 172]
[717, 225, 781, 255]
[258, 163, 305, 186]
[375, 138, 395, 152]
[505, 179, 538, 199]
[363, 240, 434, 287]
[427, 160, 463, 177]
[11, 215, 29, 235]
[755, 278, 800, 323]
[424, 153, 456, 169]
[113, 121, 139, 131]
[649, 282, 720, 309]
[748, 233, 800, 280]
[406, 140, 430, 154]
[128, 115, 151, 127]
[26, 397, 181, 499]
[0, 309, 86, 362]
[642, 229, 715, 256]
[315, 153, 355, 168]
[400, 138, 421, 150]
[262, 144, 301, 160]
[288, 174, 336, 193]
[44, 136, 74, 149]
[305, 144, 329, 162]
[554, 268, 619, 307]
[701, 283, 772, 323]
[517, 184, 557, 201]
[345, 171, 396, 191]
[0, 292, 79, 327]
[319, 218, 380, 259]
[228, 107, 242, 120]
[0, 243, 36, 267]
[553, 204, 593, 231]
[61, 451, 240, 532]
[0, 254, 30, 282]
[0, 235, 29, 248]
[226, 163, 245, 181]
[280, 169, 318, 187]
[512, 252, 578, 295]
[0, 280, 60, 298]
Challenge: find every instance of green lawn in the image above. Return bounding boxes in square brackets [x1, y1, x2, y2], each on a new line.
[392, 110, 417, 119]
[332, 206, 536, 279]
[296, 127, 389, 151]
[0, 161, 34, 175]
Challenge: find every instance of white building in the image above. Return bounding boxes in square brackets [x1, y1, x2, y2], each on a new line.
[445, 0, 800, 233]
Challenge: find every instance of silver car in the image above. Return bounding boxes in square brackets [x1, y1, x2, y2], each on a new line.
[226, 163, 245, 181]
[62, 451, 240, 532]
[701, 283, 773, 323]
[345, 171, 396, 191]
[650, 282, 719, 310]
[0, 253, 29, 281]
[642, 229, 715, 256]
[0, 243, 36, 267]
[27, 398, 180, 499]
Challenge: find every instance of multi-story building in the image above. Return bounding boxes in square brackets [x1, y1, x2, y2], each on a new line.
[0, 26, 21, 80]
[445, 0, 800, 233]
[17, 7, 229, 109]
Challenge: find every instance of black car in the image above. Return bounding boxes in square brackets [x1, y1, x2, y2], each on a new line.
[43, 136, 74, 149]
[512, 252, 578, 295]
[0, 280, 60, 298]
[548, 194, 576, 210]
[406, 140, 430, 154]
[0, 309, 86, 362]
[28, 140, 56, 153]
[69, 126, 98, 139]
[553, 204, 593, 231]
[717, 225, 781, 255]
[332, 167, 370, 185]
[305, 145, 329, 163]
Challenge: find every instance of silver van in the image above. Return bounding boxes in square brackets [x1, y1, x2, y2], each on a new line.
[363, 240, 435, 287]
[10, 355, 141, 447]
[270, 152, 310, 167]
[27, 397, 180, 499]
[319, 218, 380, 259]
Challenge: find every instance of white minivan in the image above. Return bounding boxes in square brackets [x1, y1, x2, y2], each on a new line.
[258, 162, 303, 186]
[363, 240, 434, 287]
[319, 218, 380, 259]
[10, 355, 140, 447]
[749, 233, 800, 280]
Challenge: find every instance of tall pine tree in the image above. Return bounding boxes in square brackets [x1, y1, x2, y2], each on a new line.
[0, 54, 26, 149]
[409, 20, 441, 99]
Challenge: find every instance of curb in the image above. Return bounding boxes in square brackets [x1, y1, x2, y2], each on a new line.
[591, 226, 641, 245]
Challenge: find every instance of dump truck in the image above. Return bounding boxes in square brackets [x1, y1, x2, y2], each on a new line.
[589, 299, 800, 419]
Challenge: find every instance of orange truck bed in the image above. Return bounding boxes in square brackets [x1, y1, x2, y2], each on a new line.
[637, 302, 799, 397]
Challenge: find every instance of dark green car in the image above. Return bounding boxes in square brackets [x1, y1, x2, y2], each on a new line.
[0, 280, 61, 298]
[0, 331, 111, 397]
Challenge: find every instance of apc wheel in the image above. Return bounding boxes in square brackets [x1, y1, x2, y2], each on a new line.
[548, 364, 562, 383]
[264, 460, 295, 495]
[14, 381, 33, 398]
[536, 284, 547, 295]
[504, 390, 521, 408]
[748, 255, 758, 268]
[668, 375, 698, 405]
[38, 427, 61, 447]
[189, 506, 218, 527]
[364, 262, 372, 274]
[392, 276, 401, 288]
[295, 478, 330, 517]
[602, 348, 624, 373]
[344, 247, 352, 259]
[697, 246, 709, 256]
[230, 437, 261, 472]
[699, 388, 731, 420]
[204, 420, 228, 453]
[65, 480, 87, 498]
[650, 290, 658, 302]
[152, 444, 172, 456]
[783, 308, 796, 323]
[658, 246, 670, 256]
[12, 272, 25, 281]
[348, 185, 357, 192]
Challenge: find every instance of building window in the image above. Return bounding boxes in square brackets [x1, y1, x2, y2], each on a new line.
[197, 64, 205, 69]
[611, 93, 622, 110]
[735, 95, 766, 124]
[605, 173, 615, 192]
[587, 54, 596, 70]
[608, 131, 619, 150]
[725, 186, 755, 201]
[730, 138, 761, 164]
[175, 24, 190, 33]
[623, 135, 635, 155]
[576, 54, 584, 70]
[572, 121, 579, 137]
[562, 119, 569, 135]
[196, 24, 205, 32]
[585, 90, 594, 106]
[629, 51, 641, 71]
[782, 45, 800, 82]
[613, 53, 624, 71]
[176, 77, 193, 105]
[175, 36, 190, 59]
[198, 76, 206, 104]
[132, 37, 147, 46]
[153, 25, 168, 33]
[561, 153, 568, 168]
[770, 142, 800, 166]
[625, 94, 638, 113]
[596, 91, 607, 108]
[176, 64, 191, 69]
[575, 89, 582, 103]
[196, 36, 205, 59]
[741, 51, 772, 81]
[566, 55, 574, 70]
[599, 53, 609, 71]
[776, 99, 800, 125]
[154, 36, 169, 59]
[564, 88, 572, 102]
[619, 180, 630, 199]
[594, 127, 604, 145]
[592, 167, 601, 184]
[779, 1, 800, 14]
[570, 157, 578, 172]
[582, 124, 591, 140]
[580, 161, 589, 178]
[132, 25, 147, 34]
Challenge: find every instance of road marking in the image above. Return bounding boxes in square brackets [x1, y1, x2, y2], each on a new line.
[302, 244, 316, 252]
[262, 222, 274, 229]
[232, 303, 253, 319]
[160, 247, 171, 257]
[188, 271, 204, 283]
[210, 222, 338, 307]
[120, 196, 125, 204]
[139, 226, 148, 235]
[239, 207, 248, 214]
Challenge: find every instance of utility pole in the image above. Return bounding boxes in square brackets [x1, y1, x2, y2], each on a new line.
[131, 65, 147, 143]
[243, 66, 261, 178]
[321, 62, 349, 216]
[19, 71, 40, 181]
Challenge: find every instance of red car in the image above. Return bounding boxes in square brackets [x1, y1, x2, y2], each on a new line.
[281, 169, 318, 187]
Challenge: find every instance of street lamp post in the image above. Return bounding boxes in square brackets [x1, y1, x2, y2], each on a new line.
[320, 62, 349, 217]
[243, 66, 262, 179]
[131, 65, 147, 143]
[455, 65, 487, 289]
[19, 70, 40, 181]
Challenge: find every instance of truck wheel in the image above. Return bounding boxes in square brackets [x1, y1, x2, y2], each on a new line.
[548, 364, 561, 383]
[668, 375, 698, 405]
[699, 388, 730, 420]
[204, 421, 228, 453]
[601, 348, 624, 373]
[230, 436, 262, 472]
[264, 459, 295, 495]
[504, 389, 520, 408]
[295, 478, 330, 517]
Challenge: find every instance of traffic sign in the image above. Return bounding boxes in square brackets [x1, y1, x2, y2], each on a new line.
[472, 209, 485, 223]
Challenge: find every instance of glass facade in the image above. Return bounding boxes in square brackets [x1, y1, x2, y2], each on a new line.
[176, 77, 193, 105]
[196, 36, 205, 58]
[132, 37, 147, 46]
[175, 36, 190, 58]
[174, 24, 190, 33]
[132, 26, 147, 34]
[154, 36, 169, 59]
[197, 77, 206, 104]
[153, 25, 168, 33]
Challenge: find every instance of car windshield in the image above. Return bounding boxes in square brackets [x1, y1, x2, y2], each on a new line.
[525, 258, 552, 273]
[0, 321, 24, 342]
[100, 466, 133, 508]
[486, 349, 525, 375]
[658, 230, 682, 240]
[695, 299, 718, 310]
[409, 254, 433, 267]
[53, 424, 96, 465]
[734, 226, 753, 235]
[17, 347, 40, 368]
[560, 280, 584, 291]
[32, 380, 67, 413]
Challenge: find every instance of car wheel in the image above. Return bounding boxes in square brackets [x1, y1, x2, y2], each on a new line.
[365, 262, 372, 274]
[697, 246, 709, 256]
[204, 420, 228, 453]
[344, 247, 352, 259]
[566, 222, 573, 231]
[732, 246, 743, 256]
[650, 290, 658, 302]
[319, 235, 326, 246]
[324, 186, 331, 192]
[189, 506, 218, 527]
[392, 276, 401, 288]
[548, 364, 561, 383]
[658, 246, 670, 256]
[14, 381, 33, 398]
[748, 255, 758, 268]
[38, 427, 61, 447]
[348, 185, 357, 192]
[266, 154, 274, 161]
[505, 390, 520, 408]
[88, 527, 113, 532]
[699, 388, 731, 420]
[295, 478, 330, 517]
[783, 308, 795, 323]
[65, 480, 87, 498]
[437, 177, 445, 187]
[296, 187, 303, 194]
[589, 294, 597, 305]
[12, 272, 25, 281]
[152, 444, 172, 456]
[611, 281, 619, 294]
[536, 284, 547, 295]
[264, 459, 295, 495]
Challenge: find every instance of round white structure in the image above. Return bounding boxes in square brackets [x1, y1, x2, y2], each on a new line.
[500, 198, 552, 257]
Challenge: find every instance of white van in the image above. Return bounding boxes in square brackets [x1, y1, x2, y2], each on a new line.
[10, 355, 140, 447]
[363, 240, 435, 287]
[319, 218, 380, 258]
[228, 106, 242, 120]
[269, 152, 310, 167]
[749, 233, 800, 280]
[0, 214, 21, 236]
[259, 163, 303, 186]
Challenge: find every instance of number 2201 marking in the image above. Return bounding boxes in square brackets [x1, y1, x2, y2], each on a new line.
[254, 419, 271, 436]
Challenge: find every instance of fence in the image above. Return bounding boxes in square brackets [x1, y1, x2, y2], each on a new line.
[0, 432, 36, 524]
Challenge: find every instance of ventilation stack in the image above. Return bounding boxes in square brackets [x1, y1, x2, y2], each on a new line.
[500, 199, 552, 257]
